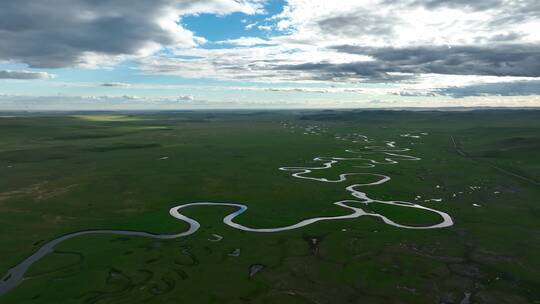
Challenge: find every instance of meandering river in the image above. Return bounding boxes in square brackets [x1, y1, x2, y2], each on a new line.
[0, 135, 453, 295]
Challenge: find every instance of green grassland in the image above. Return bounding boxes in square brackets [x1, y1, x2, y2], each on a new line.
[0, 110, 539, 303]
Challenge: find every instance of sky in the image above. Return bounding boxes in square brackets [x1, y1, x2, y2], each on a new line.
[1, 0, 540, 110]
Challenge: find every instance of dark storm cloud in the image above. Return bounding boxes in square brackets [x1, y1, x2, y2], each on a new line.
[383, 0, 510, 11]
[0, 70, 52, 79]
[0, 1, 175, 68]
[270, 44, 540, 83]
[482, 32, 525, 43]
[487, 1, 540, 26]
[0, 0, 255, 68]
[409, 0, 503, 10]
[100, 82, 131, 87]
[330, 44, 540, 78]
[381, 0, 540, 28]
[438, 80, 540, 97]
[316, 10, 395, 37]
[275, 61, 414, 82]
[407, 0, 540, 31]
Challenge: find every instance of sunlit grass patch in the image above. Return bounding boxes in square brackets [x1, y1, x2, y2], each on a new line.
[126, 126, 171, 131]
[71, 115, 142, 122]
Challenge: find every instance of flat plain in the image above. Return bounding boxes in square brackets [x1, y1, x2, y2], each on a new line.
[0, 110, 539, 303]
